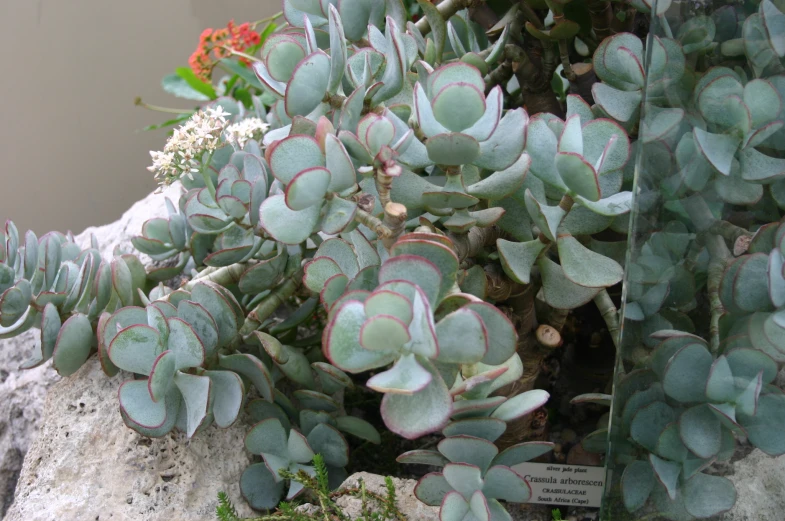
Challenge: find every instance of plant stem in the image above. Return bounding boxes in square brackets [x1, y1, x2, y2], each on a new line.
[183, 262, 249, 290]
[200, 150, 217, 200]
[558, 39, 576, 81]
[219, 46, 261, 63]
[382, 203, 408, 250]
[240, 269, 303, 336]
[134, 97, 194, 115]
[250, 11, 284, 30]
[594, 289, 620, 349]
[415, 0, 485, 36]
[684, 195, 731, 355]
[449, 226, 500, 262]
[354, 208, 393, 239]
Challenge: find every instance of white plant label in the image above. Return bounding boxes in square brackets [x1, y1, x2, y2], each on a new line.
[511, 462, 606, 508]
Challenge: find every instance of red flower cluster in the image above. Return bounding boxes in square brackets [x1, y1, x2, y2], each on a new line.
[189, 20, 261, 82]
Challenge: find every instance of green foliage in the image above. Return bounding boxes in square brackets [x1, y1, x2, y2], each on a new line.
[217, 455, 404, 521]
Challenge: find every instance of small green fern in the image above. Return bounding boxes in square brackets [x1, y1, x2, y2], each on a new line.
[216, 454, 406, 521]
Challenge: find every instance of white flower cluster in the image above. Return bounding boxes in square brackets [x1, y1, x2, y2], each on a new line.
[147, 107, 231, 186]
[224, 117, 270, 149]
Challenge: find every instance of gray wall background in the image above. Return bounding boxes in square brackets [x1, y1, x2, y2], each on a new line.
[0, 0, 279, 236]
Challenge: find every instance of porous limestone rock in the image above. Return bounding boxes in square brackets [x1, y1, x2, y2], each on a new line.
[720, 449, 785, 521]
[298, 472, 440, 520]
[2, 183, 258, 520]
[4, 358, 255, 521]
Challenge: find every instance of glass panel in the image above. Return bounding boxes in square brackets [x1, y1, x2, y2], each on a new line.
[605, 0, 785, 519]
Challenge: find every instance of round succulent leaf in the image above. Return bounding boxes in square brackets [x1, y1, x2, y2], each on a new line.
[267, 135, 325, 185]
[656, 423, 689, 463]
[204, 369, 244, 428]
[683, 473, 736, 518]
[391, 239, 459, 299]
[582, 119, 631, 175]
[722, 253, 773, 313]
[322, 134, 356, 193]
[287, 428, 316, 464]
[381, 359, 451, 439]
[431, 83, 486, 132]
[414, 83, 448, 138]
[246, 417, 289, 456]
[706, 356, 736, 403]
[48, 312, 91, 377]
[190, 281, 241, 344]
[364, 290, 413, 324]
[663, 343, 712, 403]
[482, 465, 531, 503]
[240, 463, 285, 511]
[491, 442, 554, 469]
[219, 353, 274, 402]
[467, 153, 530, 201]
[442, 418, 506, 443]
[621, 384, 665, 426]
[320, 273, 349, 310]
[284, 167, 331, 211]
[284, 50, 330, 117]
[462, 85, 502, 142]
[108, 324, 162, 375]
[259, 194, 321, 245]
[239, 252, 288, 294]
[557, 235, 623, 288]
[247, 399, 290, 430]
[299, 409, 334, 436]
[415, 472, 453, 506]
[555, 152, 600, 201]
[497, 239, 545, 285]
[679, 405, 722, 459]
[293, 390, 339, 414]
[450, 396, 507, 420]
[435, 308, 488, 364]
[360, 313, 411, 353]
[172, 371, 211, 438]
[324, 299, 397, 371]
[320, 196, 358, 235]
[0, 279, 32, 327]
[622, 460, 655, 512]
[491, 389, 550, 422]
[440, 490, 470, 521]
[649, 453, 682, 501]
[461, 302, 516, 366]
[366, 352, 433, 394]
[726, 348, 778, 384]
[442, 463, 483, 500]
[592, 83, 642, 123]
[38, 302, 61, 364]
[306, 423, 349, 467]
[736, 372, 763, 417]
[166, 318, 206, 370]
[378, 254, 442, 307]
[693, 128, 740, 176]
[148, 350, 177, 403]
[650, 334, 708, 379]
[475, 109, 528, 172]
[316, 238, 360, 279]
[631, 401, 676, 452]
[118, 379, 170, 430]
[438, 435, 499, 473]
[334, 415, 380, 444]
[176, 300, 218, 357]
[538, 257, 602, 310]
[737, 392, 785, 455]
[425, 133, 481, 166]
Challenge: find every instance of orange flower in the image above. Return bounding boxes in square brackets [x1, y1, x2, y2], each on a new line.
[189, 19, 261, 82]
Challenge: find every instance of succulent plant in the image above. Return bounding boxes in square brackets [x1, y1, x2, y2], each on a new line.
[399, 430, 554, 521]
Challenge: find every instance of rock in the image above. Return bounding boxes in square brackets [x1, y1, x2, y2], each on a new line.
[566, 443, 602, 467]
[0, 183, 258, 520]
[4, 359, 255, 521]
[0, 333, 59, 517]
[298, 472, 440, 520]
[719, 449, 785, 521]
